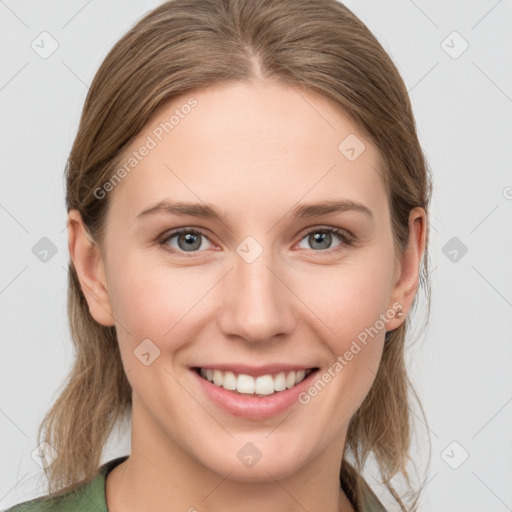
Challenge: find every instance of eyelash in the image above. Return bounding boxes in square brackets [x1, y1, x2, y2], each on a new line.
[158, 226, 353, 257]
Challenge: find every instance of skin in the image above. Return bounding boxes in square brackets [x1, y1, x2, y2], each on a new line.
[67, 79, 426, 512]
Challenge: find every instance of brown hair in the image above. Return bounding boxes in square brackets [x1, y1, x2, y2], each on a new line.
[36, 0, 433, 509]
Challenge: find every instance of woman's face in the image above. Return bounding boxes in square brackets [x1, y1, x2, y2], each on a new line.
[71, 80, 423, 481]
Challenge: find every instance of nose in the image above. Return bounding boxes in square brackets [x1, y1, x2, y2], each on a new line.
[217, 245, 296, 345]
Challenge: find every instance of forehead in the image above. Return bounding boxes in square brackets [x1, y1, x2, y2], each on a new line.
[108, 80, 388, 223]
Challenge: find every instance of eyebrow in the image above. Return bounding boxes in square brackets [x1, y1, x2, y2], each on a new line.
[136, 199, 374, 222]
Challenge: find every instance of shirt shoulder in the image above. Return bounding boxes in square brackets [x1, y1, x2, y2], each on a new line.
[340, 461, 388, 512]
[3, 456, 129, 512]
[360, 488, 387, 511]
[358, 477, 388, 512]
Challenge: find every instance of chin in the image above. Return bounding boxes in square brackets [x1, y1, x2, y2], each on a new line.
[192, 437, 315, 483]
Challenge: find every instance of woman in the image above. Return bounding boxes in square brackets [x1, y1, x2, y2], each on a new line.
[6, 0, 432, 510]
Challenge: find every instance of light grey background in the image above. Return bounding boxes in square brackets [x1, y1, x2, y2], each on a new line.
[1, 1, 511, 510]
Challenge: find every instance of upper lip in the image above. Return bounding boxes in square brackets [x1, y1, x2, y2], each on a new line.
[191, 364, 318, 378]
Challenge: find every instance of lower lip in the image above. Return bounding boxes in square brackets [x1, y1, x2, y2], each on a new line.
[191, 368, 319, 420]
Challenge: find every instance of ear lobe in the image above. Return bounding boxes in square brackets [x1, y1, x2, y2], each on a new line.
[387, 207, 427, 330]
[67, 209, 115, 327]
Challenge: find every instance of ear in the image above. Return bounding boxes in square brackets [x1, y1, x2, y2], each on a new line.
[67, 209, 115, 327]
[386, 206, 427, 331]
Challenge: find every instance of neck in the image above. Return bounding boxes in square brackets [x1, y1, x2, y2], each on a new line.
[105, 399, 356, 512]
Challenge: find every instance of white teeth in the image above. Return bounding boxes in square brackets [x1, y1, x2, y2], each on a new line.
[254, 375, 275, 395]
[237, 374, 255, 394]
[222, 371, 237, 390]
[199, 368, 312, 395]
[274, 372, 287, 391]
[285, 371, 296, 389]
[213, 369, 223, 387]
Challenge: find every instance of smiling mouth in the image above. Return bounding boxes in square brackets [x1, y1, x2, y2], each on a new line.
[193, 367, 319, 396]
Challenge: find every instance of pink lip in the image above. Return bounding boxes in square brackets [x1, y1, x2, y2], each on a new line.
[190, 367, 319, 420]
[192, 363, 315, 378]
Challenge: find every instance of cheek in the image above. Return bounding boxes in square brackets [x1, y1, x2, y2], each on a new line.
[295, 252, 394, 346]
[107, 253, 213, 351]
[107, 239, 394, 360]
[302, 276, 389, 429]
